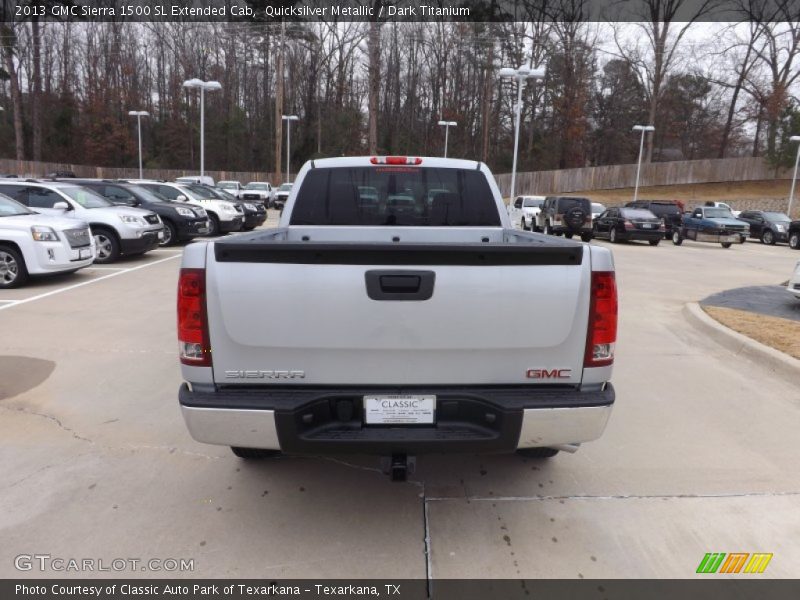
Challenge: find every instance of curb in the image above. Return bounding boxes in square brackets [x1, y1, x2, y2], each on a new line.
[683, 302, 800, 388]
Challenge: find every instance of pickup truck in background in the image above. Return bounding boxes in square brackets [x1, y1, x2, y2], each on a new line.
[177, 156, 617, 479]
[672, 206, 750, 248]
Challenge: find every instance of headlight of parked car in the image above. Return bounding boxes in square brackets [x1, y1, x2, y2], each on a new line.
[222, 203, 238, 213]
[31, 226, 59, 242]
[776, 223, 787, 232]
[119, 215, 146, 226]
[175, 207, 195, 217]
[244, 203, 257, 211]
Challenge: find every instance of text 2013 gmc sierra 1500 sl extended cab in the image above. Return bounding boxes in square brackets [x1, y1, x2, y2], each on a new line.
[177, 156, 617, 478]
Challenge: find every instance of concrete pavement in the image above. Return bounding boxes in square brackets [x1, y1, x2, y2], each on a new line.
[1, 227, 799, 579]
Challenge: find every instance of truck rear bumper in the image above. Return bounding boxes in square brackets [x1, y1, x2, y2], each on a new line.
[179, 383, 614, 455]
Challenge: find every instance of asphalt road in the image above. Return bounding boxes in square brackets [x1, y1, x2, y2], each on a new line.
[2, 220, 800, 580]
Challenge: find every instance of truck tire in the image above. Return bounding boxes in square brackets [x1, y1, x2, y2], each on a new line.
[790, 232, 800, 250]
[649, 239, 660, 246]
[517, 447, 560, 459]
[93, 227, 121, 263]
[672, 231, 683, 246]
[0, 244, 28, 289]
[761, 229, 775, 245]
[521, 218, 528, 231]
[564, 232, 573, 239]
[721, 242, 733, 248]
[581, 232, 593, 242]
[230, 447, 281, 459]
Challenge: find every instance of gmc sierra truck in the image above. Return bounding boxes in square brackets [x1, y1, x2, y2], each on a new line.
[177, 156, 617, 479]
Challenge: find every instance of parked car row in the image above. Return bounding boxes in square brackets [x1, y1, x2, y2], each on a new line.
[0, 174, 278, 289]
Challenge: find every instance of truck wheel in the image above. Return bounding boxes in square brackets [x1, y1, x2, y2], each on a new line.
[721, 242, 733, 248]
[672, 231, 683, 246]
[230, 447, 281, 459]
[0, 245, 28, 289]
[160, 220, 177, 247]
[581, 232, 593, 242]
[761, 230, 775, 245]
[649, 239, 660, 246]
[790, 232, 800, 249]
[93, 228, 121, 263]
[564, 232, 574, 239]
[517, 447, 559, 459]
[207, 213, 221, 236]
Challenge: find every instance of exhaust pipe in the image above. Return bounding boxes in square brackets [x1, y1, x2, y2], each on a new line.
[551, 443, 580, 454]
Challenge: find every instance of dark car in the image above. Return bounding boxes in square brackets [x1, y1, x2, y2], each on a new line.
[737, 210, 792, 245]
[625, 200, 683, 239]
[789, 220, 800, 250]
[65, 179, 210, 246]
[208, 186, 267, 230]
[593, 207, 664, 245]
[537, 195, 593, 241]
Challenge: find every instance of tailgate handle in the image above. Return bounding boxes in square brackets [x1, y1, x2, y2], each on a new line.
[366, 270, 435, 301]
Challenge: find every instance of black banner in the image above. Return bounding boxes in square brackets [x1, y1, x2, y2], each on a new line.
[5, 580, 800, 600]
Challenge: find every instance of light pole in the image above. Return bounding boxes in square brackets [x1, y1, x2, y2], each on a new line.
[437, 120, 457, 157]
[499, 65, 546, 204]
[788, 135, 800, 218]
[182, 78, 222, 177]
[282, 115, 299, 183]
[128, 111, 149, 179]
[632, 125, 655, 203]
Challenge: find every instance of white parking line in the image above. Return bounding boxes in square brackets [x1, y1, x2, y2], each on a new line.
[0, 299, 18, 305]
[0, 254, 181, 312]
[84, 266, 127, 271]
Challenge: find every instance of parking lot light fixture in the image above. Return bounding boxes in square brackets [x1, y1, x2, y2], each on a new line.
[499, 65, 546, 204]
[127, 111, 150, 179]
[789, 135, 800, 218]
[183, 79, 222, 177]
[632, 125, 655, 204]
[437, 120, 457, 157]
[282, 115, 299, 183]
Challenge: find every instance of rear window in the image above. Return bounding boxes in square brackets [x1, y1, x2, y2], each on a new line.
[620, 208, 656, 219]
[523, 198, 543, 208]
[290, 167, 500, 226]
[555, 197, 590, 212]
[646, 203, 680, 216]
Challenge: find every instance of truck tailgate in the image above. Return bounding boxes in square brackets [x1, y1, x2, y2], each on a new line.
[205, 239, 591, 386]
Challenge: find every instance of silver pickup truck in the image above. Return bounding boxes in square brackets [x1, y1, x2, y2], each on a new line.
[177, 156, 617, 478]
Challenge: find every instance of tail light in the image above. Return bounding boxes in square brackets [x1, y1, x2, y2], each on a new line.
[584, 271, 617, 368]
[370, 156, 422, 165]
[623, 220, 634, 230]
[178, 268, 211, 367]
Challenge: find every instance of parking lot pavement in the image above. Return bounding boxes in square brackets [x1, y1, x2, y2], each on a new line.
[701, 285, 800, 321]
[2, 233, 800, 578]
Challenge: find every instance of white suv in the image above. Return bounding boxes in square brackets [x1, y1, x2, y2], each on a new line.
[0, 181, 163, 263]
[508, 195, 545, 231]
[0, 193, 95, 288]
[133, 181, 243, 236]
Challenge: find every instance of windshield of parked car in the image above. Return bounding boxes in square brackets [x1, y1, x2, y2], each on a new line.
[591, 203, 606, 213]
[523, 198, 543, 208]
[279, 184, 293, 192]
[245, 183, 269, 190]
[185, 184, 219, 200]
[0, 193, 32, 216]
[290, 166, 501, 227]
[58, 186, 113, 208]
[218, 182, 237, 188]
[620, 208, 657, 219]
[703, 208, 734, 218]
[763, 212, 790, 222]
[125, 184, 168, 204]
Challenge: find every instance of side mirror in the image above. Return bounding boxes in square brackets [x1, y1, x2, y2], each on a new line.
[176, 195, 187, 202]
[53, 201, 70, 211]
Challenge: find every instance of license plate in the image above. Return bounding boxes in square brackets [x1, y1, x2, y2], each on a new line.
[364, 395, 435, 425]
[79, 248, 91, 259]
[641, 223, 654, 228]
[722, 234, 740, 243]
